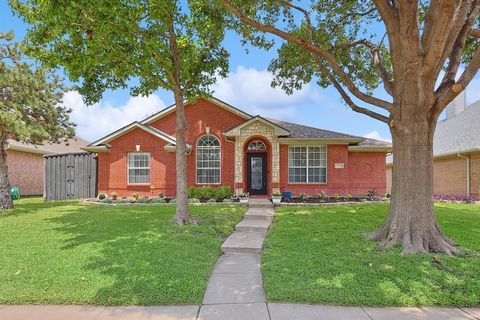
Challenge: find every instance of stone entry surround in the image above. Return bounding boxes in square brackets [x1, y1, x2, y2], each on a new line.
[234, 121, 281, 196]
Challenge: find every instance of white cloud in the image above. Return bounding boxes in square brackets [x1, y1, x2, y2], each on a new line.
[63, 91, 166, 142]
[363, 130, 391, 142]
[211, 66, 318, 120]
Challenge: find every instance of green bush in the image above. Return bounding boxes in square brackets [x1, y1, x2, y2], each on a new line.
[188, 198, 200, 203]
[214, 186, 233, 201]
[97, 193, 106, 200]
[137, 197, 152, 204]
[188, 186, 233, 201]
[100, 198, 112, 204]
[207, 198, 217, 203]
[151, 198, 166, 204]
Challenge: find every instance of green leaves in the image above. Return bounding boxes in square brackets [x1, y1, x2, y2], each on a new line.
[0, 33, 74, 145]
[10, 0, 230, 104]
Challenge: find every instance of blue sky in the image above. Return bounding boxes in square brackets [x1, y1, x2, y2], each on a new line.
[2, 2, 480, 142]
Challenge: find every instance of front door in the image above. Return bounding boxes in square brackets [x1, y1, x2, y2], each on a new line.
[247, 153, 267, 195]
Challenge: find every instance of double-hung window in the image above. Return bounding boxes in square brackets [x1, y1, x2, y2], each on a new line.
[127, 152, 151, 184]
[196, 135, 221, 184]
[288, 146, 327, 183]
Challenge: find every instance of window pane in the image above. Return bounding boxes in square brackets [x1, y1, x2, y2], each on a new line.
[288, 146, 326, 183]
[196, 135, 221, 184]
[128, 153, 150, 184]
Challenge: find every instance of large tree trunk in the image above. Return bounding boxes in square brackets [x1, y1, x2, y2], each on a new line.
[0, 138, 13, 210]
[172, 91, 192, 225]
[369, 118, 458, 255]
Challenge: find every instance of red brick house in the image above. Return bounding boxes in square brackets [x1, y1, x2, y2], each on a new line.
[84, 97, 391, 198]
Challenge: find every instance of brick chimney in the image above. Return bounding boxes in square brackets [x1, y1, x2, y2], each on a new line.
[445, 90, 466, 120]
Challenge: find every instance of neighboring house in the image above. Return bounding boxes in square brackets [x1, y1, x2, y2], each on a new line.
[5, 137, 89, 195]
[83, 97, 392, 198]
[386, 91, 480, 198]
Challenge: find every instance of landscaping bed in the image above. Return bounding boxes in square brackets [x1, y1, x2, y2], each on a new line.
[0, 197, 246, 305]
[262, 203, 480, 306]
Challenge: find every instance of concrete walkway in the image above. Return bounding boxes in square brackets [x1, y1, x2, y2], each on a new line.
[1, 199, 479, 319]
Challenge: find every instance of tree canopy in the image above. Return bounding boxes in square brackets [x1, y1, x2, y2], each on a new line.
[0, 31, 74, 209]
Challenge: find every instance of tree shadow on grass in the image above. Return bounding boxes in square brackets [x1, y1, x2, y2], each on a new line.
[46, 204, 242, 305]
[263, 204, 480, 306]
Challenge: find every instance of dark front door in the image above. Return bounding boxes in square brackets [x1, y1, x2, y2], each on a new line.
[247, 153, 267, 195]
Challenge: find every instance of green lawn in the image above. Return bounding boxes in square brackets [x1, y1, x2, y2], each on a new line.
[0, 197, 245, 305]
[262, 203, 480, 306]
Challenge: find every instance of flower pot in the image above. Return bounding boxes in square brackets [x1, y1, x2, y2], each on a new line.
[239, 198, 248, 204]
[272, 197, 282, 204]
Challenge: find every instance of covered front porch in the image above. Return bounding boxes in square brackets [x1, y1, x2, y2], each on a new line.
[224, 116, 290, 197]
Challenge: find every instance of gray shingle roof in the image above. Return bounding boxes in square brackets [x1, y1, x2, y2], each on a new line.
[268, 118, 362, 140]
[387, 100, 480, 164]
[433, 100, 480, 156]
[7, 137, 89, 155]
[268, 118, 391, 148]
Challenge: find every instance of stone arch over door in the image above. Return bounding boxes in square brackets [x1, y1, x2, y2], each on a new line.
[233, 120, 281, 196]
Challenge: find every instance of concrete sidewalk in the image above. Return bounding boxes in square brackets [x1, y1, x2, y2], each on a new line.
[0, 304, 478, 320]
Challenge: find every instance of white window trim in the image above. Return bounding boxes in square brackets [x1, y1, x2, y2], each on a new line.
[195, 134, 222, 185]
[288, 145, 328, 184]
[127, 152, 151, 185]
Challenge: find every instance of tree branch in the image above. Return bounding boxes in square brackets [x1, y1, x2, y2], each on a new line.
[438, 1, 480, 92]
[219, 0, 394, 113]
[470, 28, 480, 38]
[434, 46, 480, 117]
[314, 56, 390, 123]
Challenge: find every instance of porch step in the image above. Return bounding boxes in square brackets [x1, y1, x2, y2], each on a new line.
[221, 231, 266, 254]
[235, 219, 271, 233]
[248, 198, 273, 208]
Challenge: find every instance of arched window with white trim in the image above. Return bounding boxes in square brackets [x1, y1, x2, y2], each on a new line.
[196, 135, 221, 184]
[247, 140, 267, 151]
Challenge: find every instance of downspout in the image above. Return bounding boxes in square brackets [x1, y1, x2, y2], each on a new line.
[457, 153, 470, 196]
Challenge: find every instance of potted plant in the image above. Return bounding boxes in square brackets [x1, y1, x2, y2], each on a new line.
[97, 193, 106, 200]
[238, 192, 249, 204]
[111, 191, 118, 200]
[132, 193, 139, 201]
[272, 191, 282, 204]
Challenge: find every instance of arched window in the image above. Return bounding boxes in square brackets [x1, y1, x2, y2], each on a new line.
[247, 140, 267, 151]
[196, 135, 221, 184]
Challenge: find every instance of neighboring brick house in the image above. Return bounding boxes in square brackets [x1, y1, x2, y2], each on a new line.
[386, 92, 480, 198]
[84, 97, 391, 198]
[5, 137, 89, 195]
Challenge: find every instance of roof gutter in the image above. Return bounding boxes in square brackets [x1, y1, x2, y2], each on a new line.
[5, 144, 51, 155]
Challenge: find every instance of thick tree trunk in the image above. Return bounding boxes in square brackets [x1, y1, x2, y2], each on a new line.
[369, 119, 458, 255]
[0, 138, 13, 210]
[172, 92, 192, 225]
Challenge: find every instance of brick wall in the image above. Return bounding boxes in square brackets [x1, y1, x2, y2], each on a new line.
[279, 145, 386, 196]
[98, 98, 246, 197]
[6, 149, 44, 195]
[386, 153, 480, 197]
[471, 154, 480, 197]
[433, 157, 468, 196]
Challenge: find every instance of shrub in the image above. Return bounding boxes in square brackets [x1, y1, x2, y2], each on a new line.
[434, 194, 477, 203]
[137, 197, 152, 204]
[170, 198, 177, 204]
[188, 198, 200, 203]
[207, 198, 217, 203]
[239, 192, 249, 198]
[214, 186, 233, 201]
[367, 188, 378, 199]
[222, 198, 233, 203]
[100, 198, 112, 204]
[151, 198, 166, 204]
[97, 193, 106, 200]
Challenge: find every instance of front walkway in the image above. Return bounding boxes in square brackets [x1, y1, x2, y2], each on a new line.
[1, 199, 479, 319]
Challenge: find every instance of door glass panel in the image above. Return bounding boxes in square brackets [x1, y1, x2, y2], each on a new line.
[251, 156, 263, 190]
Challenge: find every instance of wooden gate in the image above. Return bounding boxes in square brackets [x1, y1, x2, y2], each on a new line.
[44, 152, 97, 201]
